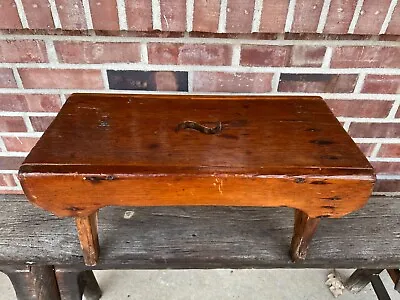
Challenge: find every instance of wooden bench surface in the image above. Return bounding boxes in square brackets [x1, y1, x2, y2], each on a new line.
[1, 195, 398, 269]
[19, 94, 374, 219]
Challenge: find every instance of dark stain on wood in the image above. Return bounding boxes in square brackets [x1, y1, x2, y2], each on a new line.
[84, 176, 115, 183]
[295, 178, 306, 184]
[321, 205, 335, 209]
[321, 196, 341, 201]
[66, 206, 85, 212]
[310, 139, 334, 145]
[305, 128, 320, 132]
[148, 143, 160, 150]
[321, 155, 339, 160]
[219, 134, 239, 140]
[310, 180, 330, 185]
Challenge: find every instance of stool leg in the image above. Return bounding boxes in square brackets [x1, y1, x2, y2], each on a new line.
[290, 209, 320, 262]
[75, 211, 99, 266]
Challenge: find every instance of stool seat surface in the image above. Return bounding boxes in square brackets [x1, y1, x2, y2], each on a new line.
[21, 94, 371, 176]
[19, 94, 374, 218]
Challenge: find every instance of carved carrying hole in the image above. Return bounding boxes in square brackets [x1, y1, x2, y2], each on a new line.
[175, 121, 223, 134]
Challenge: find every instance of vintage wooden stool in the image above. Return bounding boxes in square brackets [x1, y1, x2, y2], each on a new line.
[18, 94, 375, 266]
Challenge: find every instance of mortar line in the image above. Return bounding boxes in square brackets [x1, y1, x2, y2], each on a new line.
[12, 68, 24, 89]
[348, 0, 364, 33]
[380, 0, 398, 34]
[48, 0, 62, 28]
[218, 0, 228, 33]
[116, 0, 128, 30]
[186, 0, 194, 32]
[317, 0, 331, 33]
[82, 0, 94, 30]
[251, 0, 263, 32]
[14, 0, 29, 28]
[152, 0, 162, 30]
[284, 0, 296, 32]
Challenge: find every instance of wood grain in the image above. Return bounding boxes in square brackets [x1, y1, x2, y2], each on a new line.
[290, 209, 320, 261]
[0, 195, 399, 269]
[19, 94, 375, 218]
[75, 213, 99, 266]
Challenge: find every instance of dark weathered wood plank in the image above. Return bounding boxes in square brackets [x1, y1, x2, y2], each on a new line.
[0, 195, 399, 269]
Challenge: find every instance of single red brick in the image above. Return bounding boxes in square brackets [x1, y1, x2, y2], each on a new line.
[160, 0, 186, 31]
[54, 41, 141, 64]
[19, 69, 104, 89]
[89, 0, 119, 30]
[0, 0, 21, 29]
[354, 0, 391, 35]
[226, 0, 254, 33]
[0, 94, 61, 112]
[30, 116, 55, 132]
[292, 0, 324, 33]
[0, 157, 25, 170]
[356, 143, 376, 157]
[361, 75, 400, 94]
[126, 0, 152, 31]
[290, 46, 326, 67]
[323, 0, 357, 34]
[153, 72, 179, 91]
[3, 137, 39, 152]
[55, 0, 87, 30]
[278, 74, 357, 93]
[193, 0, 220, 32]
[0, 174, 17, 187]
[259, 1, 289, 33]
[22, 0, 54, 29]
[374, 179, 400, 192]
[193, 72, 273, 93]
[325, 99, 393, 118]
[349, 123, 400, 138]
[396, 107, 400, 118]
[371, 161, 400, 174]
[386, 3, 400, 34]
[0, 40, 48, 63]
[0, 69, 17, 88]
[240, 45, 290, 67]
[148, 43, 232, 66]
[378, 144, 400, 158]
[331, 46, 400, 68]
[0, 117, 27, 132]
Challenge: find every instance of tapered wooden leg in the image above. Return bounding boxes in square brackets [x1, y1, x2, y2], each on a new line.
[290, 209, 320, 262]
[75, 212, 99, 266]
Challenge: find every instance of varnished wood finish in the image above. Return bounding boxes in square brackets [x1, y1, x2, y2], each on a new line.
[75, 213, 99, 266]
[290, 209, 321, 261]
[18, 94, 375, 265]
[19, 94, 374, 218]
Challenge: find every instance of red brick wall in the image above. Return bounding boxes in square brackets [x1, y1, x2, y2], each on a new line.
[0, 0, 399, 195]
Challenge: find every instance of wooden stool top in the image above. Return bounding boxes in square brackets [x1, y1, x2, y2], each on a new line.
[19, 94, 374, 218]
